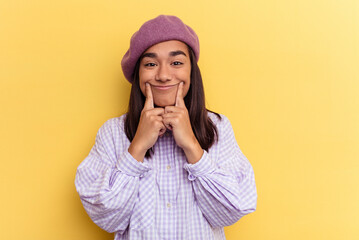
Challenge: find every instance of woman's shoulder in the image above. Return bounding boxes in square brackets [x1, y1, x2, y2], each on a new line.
[207, 110, 230, 126]
[97, 113, 127, 134]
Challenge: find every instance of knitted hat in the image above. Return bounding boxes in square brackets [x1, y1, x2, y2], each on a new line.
[121, 15, 200, 83]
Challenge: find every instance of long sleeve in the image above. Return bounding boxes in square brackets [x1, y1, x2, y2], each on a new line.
[183, 115, 257, 228]
[74, 117, 152, 234]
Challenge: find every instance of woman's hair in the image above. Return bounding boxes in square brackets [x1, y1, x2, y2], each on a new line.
[124, 45, 221, 158]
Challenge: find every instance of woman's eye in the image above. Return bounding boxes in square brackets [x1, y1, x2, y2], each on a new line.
[172, 61, 183, 66]
[144, 63, 156, 67]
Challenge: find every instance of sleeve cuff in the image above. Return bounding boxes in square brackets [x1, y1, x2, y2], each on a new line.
[183, 151, 216, 181]
[116, 150, 151, 178]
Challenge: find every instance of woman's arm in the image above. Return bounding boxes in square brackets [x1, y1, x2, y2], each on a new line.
[75, 118, 152, 233]
[183, 115, 257, 228]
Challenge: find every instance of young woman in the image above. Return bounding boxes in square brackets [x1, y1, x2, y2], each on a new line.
[75, 15, 257, 240]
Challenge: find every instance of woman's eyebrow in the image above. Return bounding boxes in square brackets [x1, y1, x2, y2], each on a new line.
[142, 52, 157, 59]
[169, 50, 187, 57]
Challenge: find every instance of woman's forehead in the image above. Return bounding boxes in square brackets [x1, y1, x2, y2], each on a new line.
[142, 40, 189, 56]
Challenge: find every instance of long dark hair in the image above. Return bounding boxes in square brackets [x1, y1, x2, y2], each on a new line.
[124, 45, 221, 158]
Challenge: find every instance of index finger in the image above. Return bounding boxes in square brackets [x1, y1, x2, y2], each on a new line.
[175, 82, 185, 107]
[143, 83, 154, 110]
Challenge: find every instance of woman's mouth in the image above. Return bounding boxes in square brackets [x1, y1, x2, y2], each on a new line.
[151, 83, 178, 90]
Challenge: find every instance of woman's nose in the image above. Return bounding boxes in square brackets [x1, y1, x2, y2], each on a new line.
[155, 65, 172, 82]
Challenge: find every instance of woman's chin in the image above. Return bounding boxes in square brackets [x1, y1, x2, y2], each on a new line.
[154, 97, 175, 107]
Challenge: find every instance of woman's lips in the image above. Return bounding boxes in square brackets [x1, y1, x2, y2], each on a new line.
[151, 83, 178, 90]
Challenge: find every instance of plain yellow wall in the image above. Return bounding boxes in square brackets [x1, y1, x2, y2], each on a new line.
[1, 0, 358, 239]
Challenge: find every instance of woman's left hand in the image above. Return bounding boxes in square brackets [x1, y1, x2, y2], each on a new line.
[162, 82, 203, 163]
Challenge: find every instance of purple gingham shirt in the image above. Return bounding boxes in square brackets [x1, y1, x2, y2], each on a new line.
[75, 112, 257, 240]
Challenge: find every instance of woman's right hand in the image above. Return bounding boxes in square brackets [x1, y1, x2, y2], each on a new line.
[128, 83, 166, 162]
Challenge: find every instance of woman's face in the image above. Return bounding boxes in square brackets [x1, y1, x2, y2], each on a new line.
[139, 40, 191, 107]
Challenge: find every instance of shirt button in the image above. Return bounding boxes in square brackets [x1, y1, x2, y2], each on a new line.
[188, 174, 196, 181]
[166, 165, 171, 170]
[167, 203, 171, 208]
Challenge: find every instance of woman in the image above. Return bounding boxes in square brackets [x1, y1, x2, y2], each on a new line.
[75, 15, 257, 240]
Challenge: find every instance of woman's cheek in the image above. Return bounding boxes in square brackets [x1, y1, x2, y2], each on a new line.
[139, 82, 147, 97]
[183, 82, 190, 97]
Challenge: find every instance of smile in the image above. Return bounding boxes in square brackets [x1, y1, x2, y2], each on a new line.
[151, 83, 179, 90]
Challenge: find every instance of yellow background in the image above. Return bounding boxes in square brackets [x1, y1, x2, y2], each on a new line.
[1, 0, 358, 239]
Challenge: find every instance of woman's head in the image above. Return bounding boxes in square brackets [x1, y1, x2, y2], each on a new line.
[122, 15, 202, 108]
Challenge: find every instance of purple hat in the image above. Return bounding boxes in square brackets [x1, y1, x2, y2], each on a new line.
[121, 15, 200, 83]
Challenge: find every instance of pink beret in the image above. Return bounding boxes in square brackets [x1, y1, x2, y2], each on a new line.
[121, 15, 200, 83]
